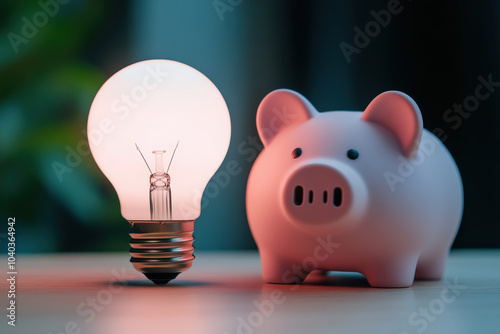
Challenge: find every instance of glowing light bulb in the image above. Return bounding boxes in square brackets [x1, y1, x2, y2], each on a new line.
[87, 60, 231, 284]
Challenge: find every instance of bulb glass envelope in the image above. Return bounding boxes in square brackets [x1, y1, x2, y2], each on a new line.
[88, 60, 231, 221]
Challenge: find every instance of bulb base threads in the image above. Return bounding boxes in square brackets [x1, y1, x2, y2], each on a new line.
[128, 220, 195, 285]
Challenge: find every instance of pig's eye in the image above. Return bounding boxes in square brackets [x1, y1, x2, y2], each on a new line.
[291, 147, 302, 159]
[347, 149, 359, 160]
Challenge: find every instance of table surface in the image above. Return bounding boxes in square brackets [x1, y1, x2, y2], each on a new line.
[2, 250, 499, 334]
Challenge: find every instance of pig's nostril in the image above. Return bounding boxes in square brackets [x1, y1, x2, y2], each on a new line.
[293, 186, 304, 206]
[323, 191, 328, 203]
[308, 190, 314, 204]
[333, 187, 342, 207]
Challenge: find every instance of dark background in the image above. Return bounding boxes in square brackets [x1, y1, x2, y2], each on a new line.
[1, 0, 499, 252]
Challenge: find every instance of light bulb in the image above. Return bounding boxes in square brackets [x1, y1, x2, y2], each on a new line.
[87, 59, 231, 284]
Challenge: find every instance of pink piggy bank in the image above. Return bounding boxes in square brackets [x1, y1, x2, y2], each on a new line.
[246, 89, 463, 287]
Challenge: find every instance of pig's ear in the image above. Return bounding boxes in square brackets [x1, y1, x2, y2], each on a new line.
[362, 91, 423, 158]
[257, 89, 318, 146]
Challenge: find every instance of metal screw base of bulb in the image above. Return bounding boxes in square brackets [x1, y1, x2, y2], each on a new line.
[128, 220, 195, 285]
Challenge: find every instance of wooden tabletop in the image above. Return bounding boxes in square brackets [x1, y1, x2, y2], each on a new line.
[3, 250, 499, 334]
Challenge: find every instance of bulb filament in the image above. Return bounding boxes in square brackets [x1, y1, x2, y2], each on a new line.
[136, 143, 179, 221]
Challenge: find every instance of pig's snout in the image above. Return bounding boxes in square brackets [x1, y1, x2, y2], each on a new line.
[282, 161, 367, 227]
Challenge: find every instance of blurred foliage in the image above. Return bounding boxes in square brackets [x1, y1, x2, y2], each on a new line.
[0, 0, 126, 252]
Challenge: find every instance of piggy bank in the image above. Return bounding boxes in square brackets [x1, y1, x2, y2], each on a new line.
[246, 89, 463, 287]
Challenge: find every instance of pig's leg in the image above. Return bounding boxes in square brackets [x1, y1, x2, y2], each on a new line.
[261, 255, 309, 284]
[415, 249, 448, 280]
[313, 270, 329, 276]
[362, 256, 418, 288]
